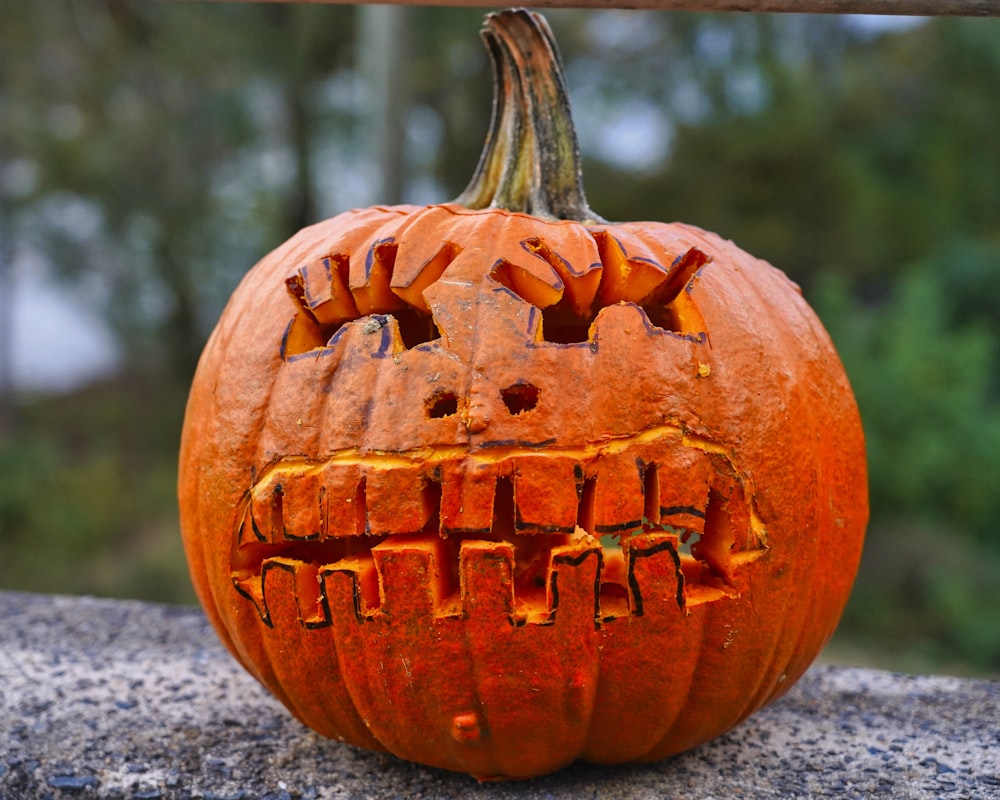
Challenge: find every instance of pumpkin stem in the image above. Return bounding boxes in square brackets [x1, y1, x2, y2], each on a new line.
[455, 9, 605, 224]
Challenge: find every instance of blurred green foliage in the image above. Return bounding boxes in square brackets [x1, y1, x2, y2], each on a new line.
[815, 254, 1000, 674]
[1, 4, 998, 676]
[0, 378, 194, 602]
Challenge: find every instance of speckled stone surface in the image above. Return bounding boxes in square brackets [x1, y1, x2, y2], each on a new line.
[1, 591, 997, 799]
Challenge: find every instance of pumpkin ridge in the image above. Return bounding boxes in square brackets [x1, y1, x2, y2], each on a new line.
[185, 338, 310, 726]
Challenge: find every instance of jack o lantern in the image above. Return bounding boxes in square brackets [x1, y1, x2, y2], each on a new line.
[178, 9, 867, 781]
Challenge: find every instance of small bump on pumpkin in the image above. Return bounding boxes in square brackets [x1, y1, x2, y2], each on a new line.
[450, 712, 482, 744]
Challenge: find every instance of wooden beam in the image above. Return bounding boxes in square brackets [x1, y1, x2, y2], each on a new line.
[199, 0, 999, 16]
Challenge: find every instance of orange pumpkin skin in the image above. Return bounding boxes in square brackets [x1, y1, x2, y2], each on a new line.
[178, 11, 866, 781]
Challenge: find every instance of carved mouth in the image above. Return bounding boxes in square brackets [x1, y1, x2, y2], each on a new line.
[232, 425, 767, 628]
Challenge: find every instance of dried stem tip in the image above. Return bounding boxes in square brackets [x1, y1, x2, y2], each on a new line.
[455, 8, 604, 224]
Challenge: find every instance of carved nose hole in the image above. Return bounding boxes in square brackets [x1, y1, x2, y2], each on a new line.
[501, 383, 539, 415]
[427, 392, 459, 418]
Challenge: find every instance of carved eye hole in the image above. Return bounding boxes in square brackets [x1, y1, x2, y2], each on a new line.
[282, 239, 460, 360]
[501, 383, 539, 415]
[427, 391, 460, 419]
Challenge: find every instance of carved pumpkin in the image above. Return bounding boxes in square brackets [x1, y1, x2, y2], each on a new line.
[178, 9, 867, 781]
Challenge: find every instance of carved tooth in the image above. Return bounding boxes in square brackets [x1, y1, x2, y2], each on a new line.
[641, 247, 711, 336]
[589, 302, 656, 351]
[546, 538, 603, 623]
[351, 238, 404, 315]
[288, 559, 328, 627]
[708, 471, 757, 553]
[249, 471, 285, 543]
[390, 240, 463, 312]
[489, 256, 564, 310]
[653, 247, 711, 306]
[316, 463, 366, 537]
[699, 475, 755, 584]
[521, 234, 602, 318]
[280, 309, 325, 358]
[439, 460, 499, 534]
[371, 536, 450, 619]
[365, 465, 438, 536]
[511, 456, 579, 533]
[233, 571, 268, 624]
[236, 506, 263, 547]
[235, 557, 328, 628]
[279, 470, 325, 541]
[287, 254, 359, 327]
[460, 540, 515, 619]
[591, 230, 669, 306]
[320, 556, 380, 621]
[653, 446, 713, 531]
[592, 452, 646, 535]
[622, 532, 684, 616]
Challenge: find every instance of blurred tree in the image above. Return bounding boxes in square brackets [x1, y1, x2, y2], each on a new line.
[567, 15, 1000, 295]
[358, 5, 412, 205]
[0, 2, 355, 381]
[817, 261, 1000, 673]
[0, 150, 13, 435]
[818, 263, 1000, 547]
[397, 7, 493, 200]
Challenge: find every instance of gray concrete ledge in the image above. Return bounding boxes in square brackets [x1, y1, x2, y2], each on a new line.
[1, 591, 997, 800]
